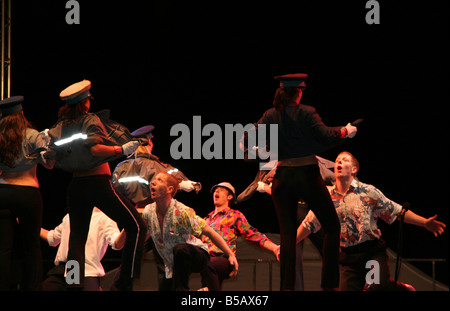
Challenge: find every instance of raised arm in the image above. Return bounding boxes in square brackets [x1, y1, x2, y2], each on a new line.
[403, 211, 446, 237]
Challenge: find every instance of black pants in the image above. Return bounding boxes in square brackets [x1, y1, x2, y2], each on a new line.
[0, 184, 43, 290]
[272, 165, 340, 290]
[42, 264, 101, 291]
[66, 175, 146, 290]
[201, 255, 233, 291]
[159, 244, 210, 291]
[339, 239, 391, 291]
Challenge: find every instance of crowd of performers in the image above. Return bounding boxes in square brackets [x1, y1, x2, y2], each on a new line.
[0, 74, 445, 291]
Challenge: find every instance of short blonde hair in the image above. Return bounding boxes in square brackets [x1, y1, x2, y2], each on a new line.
[160, 172, 179, 197]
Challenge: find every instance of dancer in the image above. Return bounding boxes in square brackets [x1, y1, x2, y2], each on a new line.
[201, 182, 279, 290]
[297, 151, 446, 290]
[40, 207, 125, 291]
[253, 73, 357, 290]
[50, 80, 145, 290]
[0, 96, 54, 290]
[237, 155, 335, 290]
[113, 125, 201, 210]
[142, 172, 238, 290]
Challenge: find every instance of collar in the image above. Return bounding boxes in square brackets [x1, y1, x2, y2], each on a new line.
[332, 178, 359, 195]
[135, 152, 159, 161]
[208, 206, 231, 218]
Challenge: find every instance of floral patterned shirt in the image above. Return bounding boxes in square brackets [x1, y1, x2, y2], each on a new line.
[142, 199, 208, 278]
[302, 179, 402, 247]
[202, 207, 268, 256]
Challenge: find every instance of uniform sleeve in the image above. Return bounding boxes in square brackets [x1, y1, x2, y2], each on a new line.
[234, 210, 268, 248]
[82, 114, 109, 147]
[24, 129, 48, 164]
[25, 129, 47, 150]
[303, 105, 345, 144]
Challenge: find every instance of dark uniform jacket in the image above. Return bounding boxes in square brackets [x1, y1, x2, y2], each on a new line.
[256, 105, 346, 160]
[112, 152, 189, 207]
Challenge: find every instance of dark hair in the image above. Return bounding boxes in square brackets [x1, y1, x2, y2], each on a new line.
[0, 111, 33, 167]
[272, 87, 302, 112]
[57, 98, 89, 124]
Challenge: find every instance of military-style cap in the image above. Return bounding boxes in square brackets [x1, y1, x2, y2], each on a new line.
[274, 73, 308, 88]
[131, 125, 155, 139]
[211, 182, 236, 203]
[0, 96, 24, 117]
[60, 80, 92, 105]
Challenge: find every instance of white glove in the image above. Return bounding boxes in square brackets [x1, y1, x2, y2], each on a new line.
[121, 141, 140, 156]
[344, 123, 357, 138]
[40, 129, 51, 146]
[256, 181, 268, 193]
[179, 180, 195, 192]
[40, 150, 48, 164]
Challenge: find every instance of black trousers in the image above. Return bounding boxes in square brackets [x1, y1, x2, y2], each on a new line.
[42, 264, 101, 291]
[201, 255, 233, 291]
[272, 165, 340, 290]
[66, 174, 146, 290]
[0, 184, 43, 290]
[159, 244, 210, 291]
[339, 239, 391, 291]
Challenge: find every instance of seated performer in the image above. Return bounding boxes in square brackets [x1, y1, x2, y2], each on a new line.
[112, 125, 201, 210]
[142, 172, 238, 291]
[201, 182, 279, 290]
[296, 151, 446, 290]
[40, 207, 126, 291]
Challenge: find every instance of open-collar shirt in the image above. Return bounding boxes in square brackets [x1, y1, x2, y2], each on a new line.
[302, 179, 402, 247]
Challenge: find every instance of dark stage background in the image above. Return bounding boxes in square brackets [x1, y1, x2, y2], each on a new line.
[8, 1, 449, 286]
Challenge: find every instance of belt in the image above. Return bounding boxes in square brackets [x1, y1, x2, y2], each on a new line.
[341, 240, 383, 254]
[277, 155, 317, 167]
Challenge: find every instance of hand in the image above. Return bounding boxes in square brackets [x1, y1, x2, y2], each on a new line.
[228, 254, 239, 277]
[121, 141, 140, 156]
[256, 181, 267, 193]
[274, 245, 280, 262]
[424, 215, 446, 237]
[40, 129, 51, 146]
[345, 123, 357, 138]
[179, 180, 195, 192]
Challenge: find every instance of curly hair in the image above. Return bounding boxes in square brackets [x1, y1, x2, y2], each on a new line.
[0, 111, 33, 167]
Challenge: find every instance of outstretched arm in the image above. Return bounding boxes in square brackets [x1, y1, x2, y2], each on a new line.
[403, 211, 446, 237]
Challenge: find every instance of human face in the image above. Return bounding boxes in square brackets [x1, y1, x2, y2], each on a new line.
[213, 187, 233, 208]
[150, 173, 171, 200]
[334, 153, 357, 179]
